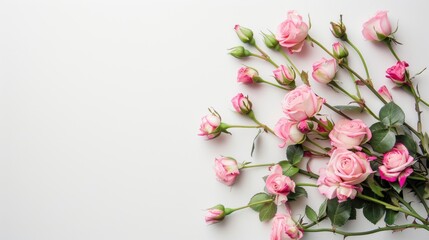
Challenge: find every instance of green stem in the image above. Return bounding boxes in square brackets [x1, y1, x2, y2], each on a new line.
[302, 145, 329, 157]
[345, 39, 370, 81]
[419, 98, 429, 107]
[305, 223, 429, 236]
[386, 40, 400, 61]
[298, 169, 319, 179]
[225, 124, 266, 129]
[393, 192, 420, 216]
[279, 49, 300, 75]
[311, 117, 331, 131]
[307, 35, 335, 58]
[240, 163, 274, 169]
[229, 199, 273, 212]
[346, 65, 362, 99]
[323, 102, 352, 120]
[409, 183, 429, 216]
[250, 53, 279, 68]
[296, 182, 318, 187]
[305, 138, 328, 153]
[247, 111, 275, 134]
[257, 78, 289, 90]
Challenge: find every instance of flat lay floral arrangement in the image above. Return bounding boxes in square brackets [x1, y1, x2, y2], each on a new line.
[199, 10, 429, 239]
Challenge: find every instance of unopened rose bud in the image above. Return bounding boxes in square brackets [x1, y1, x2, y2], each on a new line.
[234, 25, 255, 44]
[330, 17, 347, 40]
[273, 65, 296, 86]
[297, 120, 317, 134]
[386, 61, 409, 85]
[237, 66, 260, 84]
[205, 204, 229, 224]
[311, 58, 338, 84]
[332, 42, 349, 59]
[231, 93, 252, 114]
[378, 85, 393, 102]
[262, 32, 280, 50]
[214, 157, 240, 186]
[229, 46, 251, 59]
[198, 108, 225, 139]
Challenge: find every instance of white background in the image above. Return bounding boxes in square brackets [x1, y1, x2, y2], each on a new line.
[1, 0, 429, 239]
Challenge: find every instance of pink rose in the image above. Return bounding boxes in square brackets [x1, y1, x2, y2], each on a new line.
[198, 109, 222, 139]
[231, 93, 252, 114]
[378, 85, 393, 102]
[362, 11, 392, 41]
[271, 213, 303, 240]
[329, 119, 372, 150]
[281, 85, 325, 122]
[266, 165, 296, 205]
[297, 119, 317, 134]
[273, 65, 296, 86]
[379, 143, 415, 187]
[317, 168, 361, 202]
[326, 149, 373, 185]
[276, 11, 309, 53]
[214, 157, 240, 186]
[311, 58, 338, 84]
[274, 118, 306, 148]
[332, 42, 348, 59]
[237, 66, 259, 84]
[386, 61, 409, 85]
[205, 204, 226, 224]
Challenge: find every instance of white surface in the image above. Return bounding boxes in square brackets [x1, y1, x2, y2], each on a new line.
[1, 0, 429, 239]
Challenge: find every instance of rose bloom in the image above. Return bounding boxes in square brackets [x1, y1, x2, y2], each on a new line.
[378, 85, 393, 102]
[214, 157, 240, 186]
[276, 11, 309, 53]
[237, 66, 259, 84]
[275, 118, 305, 148]
[271, 213, 303, 240]
[205, 204, 226, 224]
[311, 58, 338, 84]
[379, 143, 415, 187]
[231, 93, 252, 114]
[273, 65, 295, 86]
[281, 85, 325, 122]
[198, 110, 222, 139]
[317, 168, 361, 202]
[362, 11, 392, 41]
[266, 165, 296, 205]
[386, 61, 409, 85]
[329, 119, 372, 150]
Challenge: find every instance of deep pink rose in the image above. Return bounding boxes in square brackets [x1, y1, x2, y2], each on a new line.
[379, 143, 415, 187]
[273, 65, 295, 86]
[274, 118, 305, 148]
[266, 165, 296, 205]
[329, 119, 372, 150]
[198, 110, 222, 139]
[214, 157, 240, 186]
[237, 66, 259, 84]
[378, 85, 393, 102]
[205, 204, 226, 224]
[231, 93, 252, 114]
[276, 11, 309, 53]
[386, 61, 409, 85]
[271, 212, 303, 240]
[297, 119, 317, 134]
[281, 85, 325, 122]
[362, 11, 392, 41]
[332, 42, 348, 59]
[311, 58, 338, 84]
[317, 168, 361, 202]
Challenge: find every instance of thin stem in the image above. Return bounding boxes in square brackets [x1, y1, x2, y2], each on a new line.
[302, 145, 329, 157]
[230, 199, 273, 212]
[225, 124, 265, 129]
[393, 192, 420, 216]
[250, 53, 279, 68]
[307, 35, 335, 58]
[296, 182, 318, 187]
[240, 163, 274, 169]
[311, 117, 331, 131]
[347, 65, 362, 99]
[345, 39, 370, 81]
[305, 138, 328, 152]
[419, 98, 429, 108]
[409, 183, 429, 216]
[305, 223, 429, 236]
[386, 41, 400, 61]
[258, 79, 289, 90]
[298, 169, 319, 179]
[248, 111, 275, 134]
[279, 49, 300, 75]
[323, 102, 352, 120]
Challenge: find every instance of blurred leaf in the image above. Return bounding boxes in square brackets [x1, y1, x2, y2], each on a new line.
[366, 174, 386, 197]
[333, 105, 363, 112]
[379, 102, 405, 127]
[396, 135, 418, 155]
[384, 209, 398, 225]
[370, 122, 388, 132]
[288, 186, 308, 201]
[300, 71, 309, 86]
[278, 161, 299, 177]
[318, 199, 328, 218]
[327, 199, 352, 227]
[370, 129, 396, 153]
[305, 205, 318, 222]
[251, 129, 262, 157]
[390, 182, 403, 193]
[351, 197, 365, 209]
[259, 202, 277, 222]
[349, 207, 357, 220]
[363, 202, 385, 224]
[249, 192, 271, 212]
[286, 144, 304, 165]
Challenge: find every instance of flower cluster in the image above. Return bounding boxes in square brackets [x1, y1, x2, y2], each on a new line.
[202, 10, 429, 240]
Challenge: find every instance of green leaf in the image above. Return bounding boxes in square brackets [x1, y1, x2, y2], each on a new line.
[349, 207, 357, 220]
[333, 105, 363, 112]
[318, 199, 328, 218]
[390, 182, 403, 193]
[259, 201, 277, 222]
[250, 129, 263, 157]
[370, 122, 388, 132]
[288, 186, 308, 201]
[379, 102, 405, 127]
[363, 202, 385, 224]
[286, 144, 304, 165]
[351, 197, 365, 209]
[366, 174, 385, 197]
[421, 133, 429, 155]
[384, 209, 398, 225]
[249, 192, 271, 212]
[278, 161, 299, 177]
[300, 71, 309, 86]
[327, 199, 352, 227]
[305, 205, 318, 222]
[369, 129, 396, 153]
[396, 135, 418, 155]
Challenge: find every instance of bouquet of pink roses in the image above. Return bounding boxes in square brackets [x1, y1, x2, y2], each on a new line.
[200, 11, 429, 239]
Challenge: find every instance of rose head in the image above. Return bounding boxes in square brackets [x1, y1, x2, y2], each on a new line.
[329, 119, 372, 150]
[317, 168, 362, 202]
[214, 157, 240, 186]
[234, 24, 254, 44]
[332, 42, 349, 59]
[311, 58, 338, 84]
[273, 65, 296, 86]
[205, 204, 226, 224]
[362, 11, 392, 41]
[281, 85, 325, 122]
[378, 85, 393, 102]
[379, 143, 415, 187]
[237, 66, 259, 84]
[265, 164, 296, 205]
[198, 109, 222, 139]
[274, 118, 305, 148]
[297, 119, 317, 134]
[231, 93, 252, 114]
[271, 213, 303, 240]
[386, 61, 409, 85]
[276, 11, 309, 53]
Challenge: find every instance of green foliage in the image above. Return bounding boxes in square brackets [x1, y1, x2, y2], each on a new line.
[288, 186, 308, 201]
[327, 199, 352, 227]
[305, 205, 318, 222]
[370, 129, 396, 153]
[259, 201, 277, 222]
[363, 202, 385, 224]
[278, 161, 299, 177]
[379, 102, 405, 127]
[286, 144, 304, 165]
[248, 192, 272, 212]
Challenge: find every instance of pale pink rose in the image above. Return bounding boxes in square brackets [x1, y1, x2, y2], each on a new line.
[378, 85, 393, 102]
[214, 157, 240, 186]
[329, 119, 372, 150]
[231, 93, 252, 114]
[281, 85, 325, 122]
[275, 118, 305, 148]
[198, 110, 222, 139]
[317, 168, 361, 202]
[237, 66, 259, 84]
[312, 58, 338, 84]
[273, 65, 296, 86]
[266, 165, 296, 205]
[332, 42, 348, 59]
[271, 213, 303, 240]
[205, 205, 226, 224]
[386, 61, 409, 85]
[276, 11, 309, 53]
[362, 11, 392, 41]
[379, 143, 415, 187]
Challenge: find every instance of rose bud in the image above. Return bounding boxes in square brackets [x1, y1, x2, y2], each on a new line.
[386, 61, 409, 85]
[332, 42, 349, 59]
[273, 65, 296, 86]
[228, 46, 251, 59]
[275, 118, 306, 148]
[205, 204, 228, 224]
[276, 11, 309, 53]
[231, 93, 252, 114]
[282, 85, 325, 122]
[311, 58, 338, 84]
[234, 25, 255, 44]
[362, 11, 392, 41]
[330, 18, 347, 40]
[297, 119, 317, 134]
[262, 31, 280, 50]
[379, 143, 415, 187]
[214, 157, 240, 186]
[198, 109, 223, 139]
[266, 164, 296, 205]
[271, 213, 304, 240]
[378, 85, 393, 102]
[237, 66, 259, 84]
[329, 119, 372, 150]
